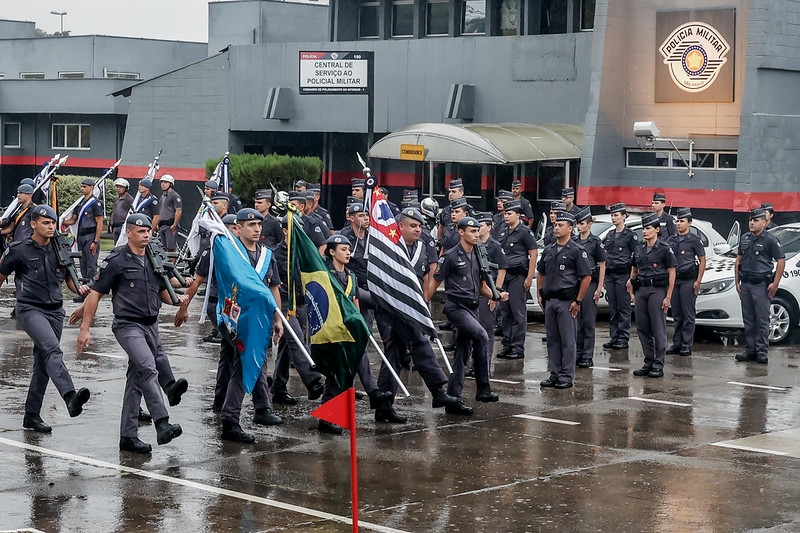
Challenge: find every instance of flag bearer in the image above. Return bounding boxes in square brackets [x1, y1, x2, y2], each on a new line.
[63, 178, 103, 285]
[1, 182, 35, 242]
[667, 208, 705, 356]
[573, 207, 606, 368]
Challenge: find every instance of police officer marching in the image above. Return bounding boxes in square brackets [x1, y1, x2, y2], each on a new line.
[76, 213, 185, 454]
[0, 205, 92, 433]
[602, 202, 638, 350]
[63, 178, 103, 289]
[627, 212, 677, 378]
[157, 174, 182, 253]
[537, 212, 591, 389]
[734, 207, 785, 364]
[437, 179, 466, 242]
[667, 208, 706, 356]
[651, 192, 678, 244]
[111, 178, 134, 243]
[573, 207, 606, 368]
[132, 178, 159, 229]
[1, 182, 35, 243]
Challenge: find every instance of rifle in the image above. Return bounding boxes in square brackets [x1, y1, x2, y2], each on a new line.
[1, 154, 68, 229]
[115, 149, 163, 247]
[52, 230, 82, 290]
[58, 159, 121, 230]
[146, 236, 185, 305]
[475, 242, 501, 301]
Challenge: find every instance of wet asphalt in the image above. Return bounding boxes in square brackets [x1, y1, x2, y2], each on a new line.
[2, 284, 800, 533]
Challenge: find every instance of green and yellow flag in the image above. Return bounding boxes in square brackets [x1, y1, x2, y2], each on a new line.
[287, 212, 369, 390]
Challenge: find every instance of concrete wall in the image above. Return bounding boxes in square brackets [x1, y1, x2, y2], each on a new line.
[0, 79, 131, 114]
[0, 19, 35, 39]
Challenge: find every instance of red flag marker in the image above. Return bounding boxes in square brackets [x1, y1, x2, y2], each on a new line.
[311, 388, 359, 532]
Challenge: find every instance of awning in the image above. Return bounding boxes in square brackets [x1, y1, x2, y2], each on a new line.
[366, 123, 583, 164]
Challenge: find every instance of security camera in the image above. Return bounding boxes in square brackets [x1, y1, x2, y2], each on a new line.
[633, 121, 661, 139]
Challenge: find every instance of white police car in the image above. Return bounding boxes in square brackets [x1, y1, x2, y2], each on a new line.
[696, 223, 800, 344]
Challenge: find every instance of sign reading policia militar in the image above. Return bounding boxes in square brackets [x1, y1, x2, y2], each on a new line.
[655, 8, 735, 103]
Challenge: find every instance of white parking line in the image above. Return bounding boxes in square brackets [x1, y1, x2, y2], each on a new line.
[0, 437, 409, 533]
[629, 397, 692, 407]
[727, 381, 789, 392]
[466, 377, 521, 384]
[81, 352, 126, 360]
[513, 414, 580, 426]
[588, 366, 623, 372]
[710, 442, 789, 456]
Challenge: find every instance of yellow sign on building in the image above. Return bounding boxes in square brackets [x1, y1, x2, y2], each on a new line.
[400, 144, 425, 161]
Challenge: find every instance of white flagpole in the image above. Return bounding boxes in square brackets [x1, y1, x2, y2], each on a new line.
[433, 337, 454, 375]
[367, 334, 411, 398]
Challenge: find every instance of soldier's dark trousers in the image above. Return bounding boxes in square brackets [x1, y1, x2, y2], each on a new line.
[605, 272, 631, 343]
[444, 301, 490, 397]
[577, 281, 599, 361]
[635, 286, 668, 370]
[113, 319, 169, 438]
[671, 281, 697, 349]
[375, 307, 448, 398]
[219, 324, 273, 425]
[272, 308, 323, 396]
[478, 296, 495, 339]
[741, 281, 771, 357]
[112, 226, 122, 244]
[159, 226, 178, 250]
[544, 299, 577, 383]
[499, 274, 527, 354]
[16, 304, 75, 415]
[77, 233, 98, 281]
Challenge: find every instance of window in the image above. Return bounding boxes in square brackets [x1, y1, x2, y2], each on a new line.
[627, 150, 670, 167]
[103, 69, 140, 80]
[426, 0, 449, 36]
[358, 0, 380, 38]
[52, 124, 91, 150]
[3, 122, 21, 148]
[0, 73, 4, 79]
[497, 0, 519, 35]
[392, 0, 414, 37]
[20, 72, 45, 80]
[59, 71, 84, 79]
[537, 162, 566, 201]
[461, 0, 486, 34]
[579, 0, 595, 30]
[626, 150, 738, 170]
[718, 153, 737, 169]
[541, 0, 568, 34]
[689, 227, 710, 247]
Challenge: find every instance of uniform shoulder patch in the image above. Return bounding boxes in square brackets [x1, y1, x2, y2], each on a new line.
[176, 197, 182, 203]
[582, 251, 588, 258]
[437, 256, 445, 265]
[633, 234, 639, 241]
[314, 226, 322, 233]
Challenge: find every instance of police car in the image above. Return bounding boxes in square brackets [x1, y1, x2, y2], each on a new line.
[695, 223, 800, 344]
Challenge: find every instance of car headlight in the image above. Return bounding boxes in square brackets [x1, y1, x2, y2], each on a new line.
[698, 277, 735, 295]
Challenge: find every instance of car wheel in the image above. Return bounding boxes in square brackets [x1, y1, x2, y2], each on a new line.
[768, 296, 797, 344]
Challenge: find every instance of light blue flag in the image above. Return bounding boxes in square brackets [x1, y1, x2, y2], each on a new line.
[212, 232, 277, 394]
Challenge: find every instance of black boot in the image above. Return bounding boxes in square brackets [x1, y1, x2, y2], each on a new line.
[368, 390, 393, 409]
[64, 388, 91, 417]
[23, 413, 52, 433]
[154, 417, 183, 445]
[138, 408, 153, 422]
[272, 392, 298, 405]
[475, 385, 499, 403]
[445, 400, 473, 415]
[221, 421, 255, 443]
[253, 408, 283, 426]
[375, 401, 407, 423]
[439, 320, 453, 331]
[164, 378, 188, 407]
[119, 436, 152, 454]
[431, 388, 459, 408]
[307, 378, 324, 401]
[318, 420, 343, 435]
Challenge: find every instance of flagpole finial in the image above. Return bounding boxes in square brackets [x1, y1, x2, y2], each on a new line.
[356, 153, 376, 189]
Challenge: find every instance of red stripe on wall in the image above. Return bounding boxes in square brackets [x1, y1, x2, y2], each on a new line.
[117, 165, 207, 181]
[1, 156, 208, 181]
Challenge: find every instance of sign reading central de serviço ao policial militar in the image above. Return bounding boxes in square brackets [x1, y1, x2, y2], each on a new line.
[299, 51, 373, 95]
[655, 8, 735, 103]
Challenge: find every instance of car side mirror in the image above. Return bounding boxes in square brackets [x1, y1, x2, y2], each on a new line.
[713, 243, 731, 255]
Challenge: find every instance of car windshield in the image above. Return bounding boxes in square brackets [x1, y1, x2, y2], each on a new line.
[722, 226, 800, 257]
[591, 221, 612, 236]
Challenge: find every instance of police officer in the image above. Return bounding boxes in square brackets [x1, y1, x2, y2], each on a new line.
[0, 205, 92, 433]
[379, 186, 401, 216]
[1, 183, 35, 242]
[202, 179, 241, 214]
[157, 174, 182, 252]
[574, 207, 606, 368]
[537, 212, 591, 389]
[132, 178, 159, 228]
[627, 212, 677, 378]
[295, 180, 309, 192]
[437, 179, 466, 241]
[734, 207, 785, 364]
[253, 189, 283, 249]
[76, 213, 184, 454]
[476, 212, 507, 342]
[288, 191, 326, 252]
[302, 190, 332, 239]
[651, 192, 678, 244]
[439, 198, 471, 253]
[667, 208, 706, 356]
[761, 202, 777, 230]
[496, 199, 537, 360]
[111, 178, 134, 243]
[63, 178, 103, 285]
[543, 202, 566, 246]
[602, 202, 638, 350]
[492, 190, 513, 239]
[561, 187, 581, 216]
[308, 183, 334, 231]
[426, 217, 507, 415]
[351, 178, 366, 201]
[510, 180, 535, 227]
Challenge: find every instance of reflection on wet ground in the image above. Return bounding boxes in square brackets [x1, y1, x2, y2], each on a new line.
[1, 287, 800, 532]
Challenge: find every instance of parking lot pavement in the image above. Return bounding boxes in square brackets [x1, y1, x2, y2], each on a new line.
[2, 288, 800, 532]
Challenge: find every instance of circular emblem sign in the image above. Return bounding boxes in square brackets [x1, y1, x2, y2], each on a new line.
[659, 21, 730, 92]
[305, 281, 329, 335]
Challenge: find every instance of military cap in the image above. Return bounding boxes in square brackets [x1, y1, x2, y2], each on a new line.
[17, 184, 34, 194]
[675, 207, 692, 220]
[556, 211, 575, 225]
[497, 189, 513, 201]
[326, 235, 352, 247]
[653, 192, 667, 202]
[609, 202, 627, 214]
[288, 191, 307, 202]
[476, 211, 493, 224]
[351, 178, 366, 188]
[457, 216, 479, 228]
[378, 186, 388, 196]
[575, 206, 593, 223]
[114, 178, 130, 188]
[222, 214, 238, 225]
[126, 213, 152, 227]
[511, 179, 522, 188]
[400, 200, 421, 209]
[31, 205, 58, 221]
[140, 178, 153, 189]
[450, 197, 469, 210]
[399, 207, 424, 224]
[236, 208, 264, 222]
[750, 207, 767, 220]
[641, 212, 660, 227]
[449, 179, 464, 190]
[204, 180, 220, 190]
[346, 196, 358, 205]
[254, 189, 272, 200]
[295, 180, 309, 189]
[561, 187, 575, 197]
[81, 178, 95, 186]
[211, 192, 229, 202]
[760, 202, 774, 214]
[550, 201, 567, 212]
[20, 178, 35, 186]
[304, 190, 316, 200]
[307, 183, 321, 192]
[402, 188, 419, 199]
[504, 200, 524, 213]
[348, 203, 365, 215]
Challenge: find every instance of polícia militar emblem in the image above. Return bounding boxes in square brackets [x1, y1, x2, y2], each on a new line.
[659, 21, 730, 92]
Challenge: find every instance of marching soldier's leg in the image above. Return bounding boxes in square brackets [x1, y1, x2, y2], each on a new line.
[577, 281, 598, 366]
[120, 361, 144, 441]
[214, 335, 236, 410]
[220, 350, 256, 443]
[251, 363, 282, 426]
[318, 378, 345, 434]
[445, 307, 469, 399]
[506, 275, 527, 358]
[77, 234, 98, 281]
[153, 340, 188, 407]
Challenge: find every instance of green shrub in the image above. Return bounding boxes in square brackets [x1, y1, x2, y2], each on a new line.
[53, 175, 115, 217]
[205, 153, 323, 203]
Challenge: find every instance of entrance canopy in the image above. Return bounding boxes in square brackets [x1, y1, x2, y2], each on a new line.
[367, 123, 583, 164]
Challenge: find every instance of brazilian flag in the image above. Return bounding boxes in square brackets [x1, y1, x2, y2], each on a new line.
[288, 212, 369, 390]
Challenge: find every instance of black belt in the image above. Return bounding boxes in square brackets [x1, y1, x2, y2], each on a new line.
[637, 276, 669, 288]
[740, 271, 773, 284]
[447, 296, 479, 310]
[541, 287, 578, 301]
[607, 264, 631, 274]
[158, 219, 174, 227]
[78, 227, 97, 236]
[18, 301, 62, 311]
[117, 315, 158, 326]
[676, 267, 698, 280]
[507, 263, 529, 276]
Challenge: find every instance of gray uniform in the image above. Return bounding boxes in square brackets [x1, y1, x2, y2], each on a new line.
[738, 231, 784, 358]
[478, 238, 508, 338]
[111, 193, 134, 242]
[158, 188, 182, 250]
[259, 214, 284, 249]
[632, 240, 677, 371]
[497, 223, 537, 356]
[574, 233, 606, 363]
[603, 227, 638, 344]
[517, 197, 535, 224]
[302, 212, 327, 248]
[75, 196, 103, 281]
[0, 239, 76, 416]
[314, 206, 334, 231]
[12, 205, 34, 243]
[543, 225, 556, 246]
[439, 222, 461, 252]
[434, 244, 491, 397]
[658, 212, 679, 245]
[671, 232, 705, 350]
[538, 240, 591, 384]
[92, 246, 172, 438]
